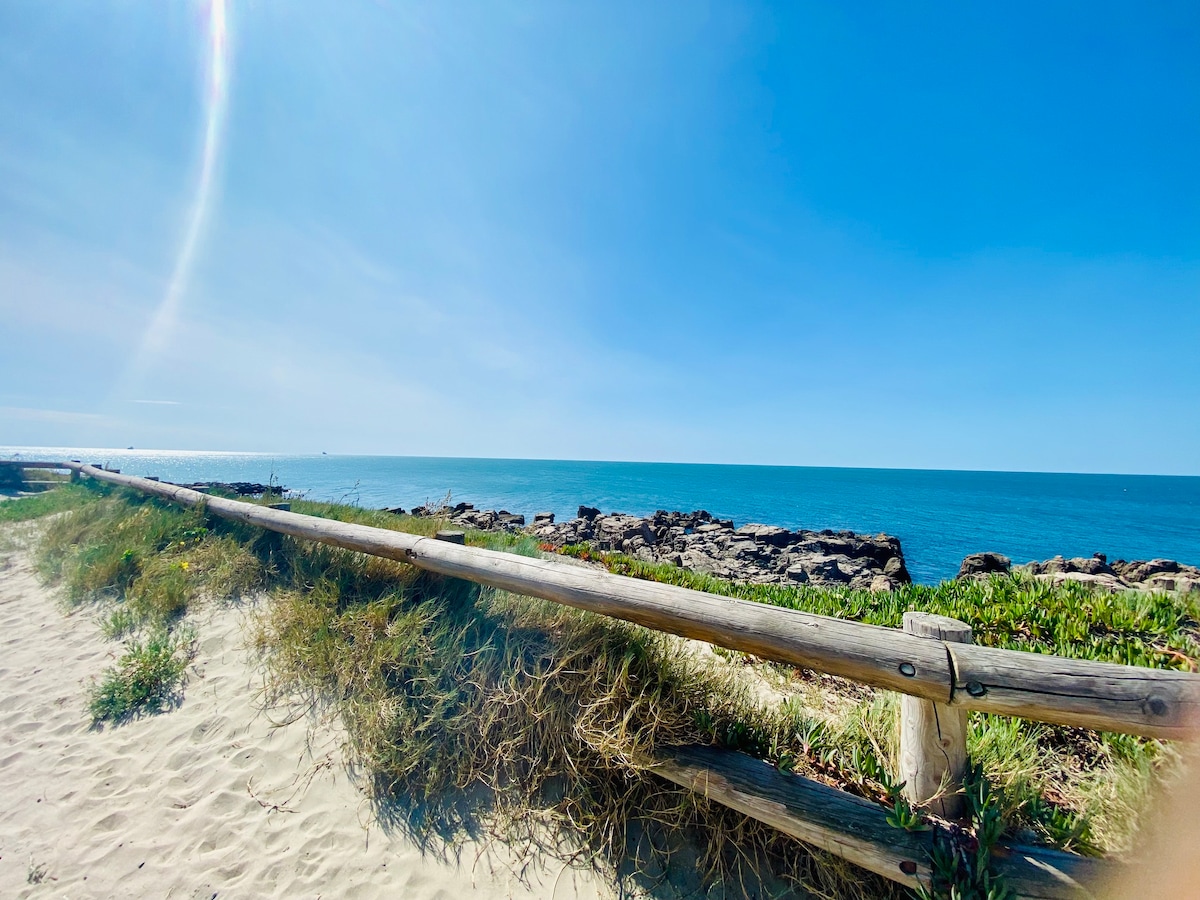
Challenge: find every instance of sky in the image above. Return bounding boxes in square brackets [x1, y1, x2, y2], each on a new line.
[1, 1, 1197, 474]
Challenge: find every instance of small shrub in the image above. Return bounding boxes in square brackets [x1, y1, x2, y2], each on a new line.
[89, 629, 194, 723]
[100, 606, 139, 640]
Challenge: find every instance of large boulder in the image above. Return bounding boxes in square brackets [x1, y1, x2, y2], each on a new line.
[956, 552, 1012, 580]
[1027, 554, 1115, 577]
[884, 555, 910, 581]
[1111, 558, 1180, 583]
[735, 524, 792, 547]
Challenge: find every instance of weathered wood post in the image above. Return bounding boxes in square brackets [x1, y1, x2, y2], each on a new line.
[900, 612, 972, 820]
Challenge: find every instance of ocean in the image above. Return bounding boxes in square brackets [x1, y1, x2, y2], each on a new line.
[5, 447, 1198, 585]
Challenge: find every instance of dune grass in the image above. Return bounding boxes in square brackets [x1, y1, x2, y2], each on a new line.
[22, 483, 1193, 896]
[37, 490, 261, 621]
[266, 502, 1187, 856]
[33, 488, 262, 722]
[0, 482, 101, 523]
[249, 537, 907, 898]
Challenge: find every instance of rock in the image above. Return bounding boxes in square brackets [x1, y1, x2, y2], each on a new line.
[578, 505, 601, 520]
[533, 512, 555, 525]
[956, 552, 1012, 580]
[884, 556, 910, 581]
[1033, 571, 1127, 593]
[410, 502, 525, 533]
[1022, 555, 1115, 577]
[784, 563, 810, 583]
[181, 481, 285, 497]
[995, 553, 1200, 594]
[735, 524, 792, 547]
[1111, 558, 1180, 583]
[530, 507, 910, 590]
[808, 557, 851, 585]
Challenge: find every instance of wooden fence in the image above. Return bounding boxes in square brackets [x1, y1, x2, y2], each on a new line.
[56, 461, 1200, 897]
[0, 459, 74, 491]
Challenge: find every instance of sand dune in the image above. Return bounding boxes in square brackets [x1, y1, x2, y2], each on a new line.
[0, 539, 609, 899]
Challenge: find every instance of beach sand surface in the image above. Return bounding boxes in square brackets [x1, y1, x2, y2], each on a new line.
[0, 536, 611, 899]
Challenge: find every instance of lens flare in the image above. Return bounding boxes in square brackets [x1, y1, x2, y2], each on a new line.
[122, 0, 229, 391]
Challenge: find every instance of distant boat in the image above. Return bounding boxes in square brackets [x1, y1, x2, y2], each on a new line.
[127, 446, 134, 450]
[322, 451, 328, 455]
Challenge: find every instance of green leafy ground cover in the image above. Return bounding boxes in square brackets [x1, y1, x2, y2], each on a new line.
[12, 484, 1192, 898]
[571, 547, 1200, 670]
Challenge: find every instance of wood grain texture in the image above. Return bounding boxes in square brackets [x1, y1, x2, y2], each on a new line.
[949, 642, 1200, 739]
[900, 613, 972, 819]
[649, 745, 1110, 898]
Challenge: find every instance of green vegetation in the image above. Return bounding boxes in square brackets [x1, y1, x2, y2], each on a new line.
[32, 489, 261, 722]
[918, 764, 1013, 900]
[0, 482, 100, 523]
[560, 544, 1190, 855]
[16, 483, 1192, 897]
[37, 490, 261, 621]
[569, 546, 1200, 670]
[88, 628, 195, 722]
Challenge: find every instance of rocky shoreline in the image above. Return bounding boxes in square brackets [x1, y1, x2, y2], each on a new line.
[958, 552, 1200, 594]
[410, 502, 910, 591]
[181, 481, 285, 497]
[404, 500, 1200, 594]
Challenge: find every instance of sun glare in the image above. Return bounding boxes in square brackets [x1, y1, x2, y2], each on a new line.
[120, 0, 230, 394]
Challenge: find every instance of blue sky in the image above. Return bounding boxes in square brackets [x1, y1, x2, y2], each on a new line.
[1, 1, 1197, 473]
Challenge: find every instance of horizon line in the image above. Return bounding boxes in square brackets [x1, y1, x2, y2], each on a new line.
[2, 445, 1198, 480]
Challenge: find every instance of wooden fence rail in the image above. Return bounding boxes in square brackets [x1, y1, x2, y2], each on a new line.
[53, 461, 1193, 896]
[0, 460, 74, 490]
[650, 746, 1107, 899]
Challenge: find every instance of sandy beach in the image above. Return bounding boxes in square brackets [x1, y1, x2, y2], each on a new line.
[0, 531, 609, 900]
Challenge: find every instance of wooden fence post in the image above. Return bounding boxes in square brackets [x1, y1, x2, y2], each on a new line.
[900, 612, 972, 820]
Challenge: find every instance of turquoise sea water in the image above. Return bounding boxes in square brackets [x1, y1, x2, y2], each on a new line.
[5, 447, 1198, 585]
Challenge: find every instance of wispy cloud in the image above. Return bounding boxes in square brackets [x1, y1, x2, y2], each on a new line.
[132, 399, 182, 406]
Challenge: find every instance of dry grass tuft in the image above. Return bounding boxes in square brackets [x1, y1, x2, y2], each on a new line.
[251, 543, 904, 899]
